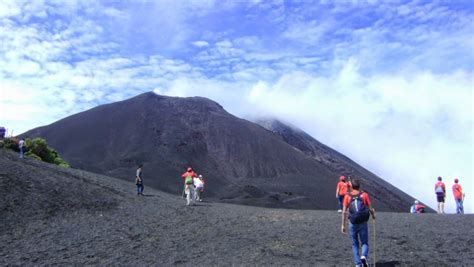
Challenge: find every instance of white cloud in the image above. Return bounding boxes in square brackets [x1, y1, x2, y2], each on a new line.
[240, 62, 473, 214]
[282, 19, 335, 45]
[192, 40, 209, 47]
[0, 1, 21, 18]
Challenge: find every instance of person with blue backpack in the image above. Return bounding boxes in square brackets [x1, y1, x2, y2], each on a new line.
[434, 176, 446, 214]
[341, 179, 376, 267]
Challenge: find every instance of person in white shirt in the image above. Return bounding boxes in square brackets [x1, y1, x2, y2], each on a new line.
[18, 139, 25, 159]
[194, 175, 205, 202]
[135, 164, 144, 196]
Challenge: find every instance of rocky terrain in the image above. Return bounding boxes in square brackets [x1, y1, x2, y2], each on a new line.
[1, 149, 472, 266]
[23, 92, 415, 212]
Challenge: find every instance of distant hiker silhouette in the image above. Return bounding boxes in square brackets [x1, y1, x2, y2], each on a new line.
[18, 138, 25, 158]
[135, 164, 144, 196]
[434, 176, 446, 213]
[452, 178, 464, 214]
[341, 179, 376, 267]
[336, 175, 351, 213]
[181, 167, 197, 206]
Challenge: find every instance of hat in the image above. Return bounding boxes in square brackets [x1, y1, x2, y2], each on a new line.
[414, 200, 419, 204]
[339, 175, 345, 181]
[454, 178, 459, 183]
[187, 167, 192, 171]
[199, 174, 203, 178]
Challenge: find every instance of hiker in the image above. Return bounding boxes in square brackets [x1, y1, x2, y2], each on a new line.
[434, 176, 446, 214]
[410, 202, 416, 214]
[135, 164, 144, 196]
[18, 138, 25, 158]
[181, 167, 197, 206]
[336, 175, 351, 213]
[194, 174, 205, 202]
[341, 179, 376, 267]
[452, 178, 464, 214]
[410, 200, 425, 214]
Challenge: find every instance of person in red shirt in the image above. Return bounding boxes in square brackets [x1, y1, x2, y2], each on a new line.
[410, 200, 425, 214]
[434, 176, 446, 214]
[181, 167, 198, 206]
[452, 178, 464, 214]
[336, 175, 351, 213]
[415, 201, 425, 213]
[341, 179, 376, 267]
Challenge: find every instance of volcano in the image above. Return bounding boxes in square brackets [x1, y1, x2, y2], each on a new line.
[24, 92, 416, 211]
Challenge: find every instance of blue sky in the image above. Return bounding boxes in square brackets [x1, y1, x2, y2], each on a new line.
[1, 0, 473, 213]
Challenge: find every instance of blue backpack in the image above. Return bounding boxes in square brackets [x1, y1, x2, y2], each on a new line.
[348, 192, 370, 224]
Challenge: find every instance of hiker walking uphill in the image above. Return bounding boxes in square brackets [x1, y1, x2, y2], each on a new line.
[435, 176, 446, 214]
[135, 164, 144, 196]
[341, 179, 376, 267]
[452, 178, 464, 214]
[194, 174, 205, 202]
[336, 175, 351, 213]
[18, 138, 25, 159]
[181, 167, 197, 206]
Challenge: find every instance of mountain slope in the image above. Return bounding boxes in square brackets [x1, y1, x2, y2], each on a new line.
[1, 149, 471, 266]
[255, 118, 431, 212]
[24, 92, 413, 211]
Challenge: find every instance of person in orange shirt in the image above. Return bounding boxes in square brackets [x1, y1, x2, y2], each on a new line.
[181, 167, 198, 206]
[336, 175, 351, 213]
[341, 179, 375, 267]
[452, 178, 464, 214]
[434, 176, 446, 214]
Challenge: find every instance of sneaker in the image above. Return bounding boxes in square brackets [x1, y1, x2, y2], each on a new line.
[337, 209, 342, 213]
[360, 256, 368, 267]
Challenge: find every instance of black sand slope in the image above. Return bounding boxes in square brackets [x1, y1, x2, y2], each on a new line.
[1, 149, 472, 266]
[23, 92, 415, 211]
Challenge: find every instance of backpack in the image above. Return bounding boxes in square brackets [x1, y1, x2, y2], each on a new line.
[185, 176, 193, 185]
[435, 185, 444, 194]
[348, 192, 370, 224]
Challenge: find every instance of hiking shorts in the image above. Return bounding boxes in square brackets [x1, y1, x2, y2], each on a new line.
[436, 195, 445, 203]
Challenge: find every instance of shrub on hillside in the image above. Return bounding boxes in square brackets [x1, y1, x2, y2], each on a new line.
[2, 137, 19, 151]
[2, 137, 69, 168]
[26, 138, 70, 168]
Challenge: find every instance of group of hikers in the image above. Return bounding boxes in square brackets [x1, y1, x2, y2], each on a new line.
[134, 165, 205, 205]
[432, 176, 465, 214]
[180, 167, 205, 205]
[409, 176, 465, 214]
[335, 174, 466, 266]
[337, 174, 466, 216]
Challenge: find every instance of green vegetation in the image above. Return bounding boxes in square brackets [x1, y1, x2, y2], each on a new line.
[1, 137, 70, 168]
[2, 138, 18, 150]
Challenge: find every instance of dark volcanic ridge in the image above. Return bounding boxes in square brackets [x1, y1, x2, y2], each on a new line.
[24, 92, 417, 212]
[1, 149, 472, 266]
